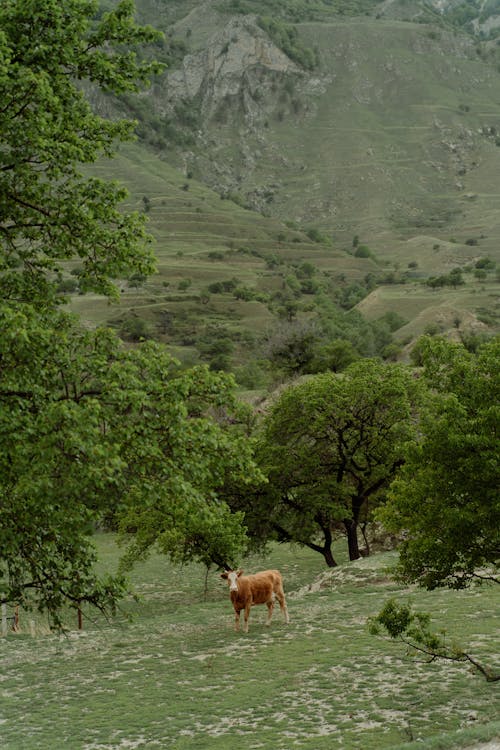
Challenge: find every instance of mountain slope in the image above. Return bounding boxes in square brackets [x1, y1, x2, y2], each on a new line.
[133, 6, 500, 253]
[73, 1, 499, 366]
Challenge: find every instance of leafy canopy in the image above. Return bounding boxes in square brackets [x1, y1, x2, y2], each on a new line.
[0, 1, 263, 626]
[253, 359, 419, 566]
[0, 0, 162, 302]
[380, 336, 500, 589]
[0, 304, 261, 626]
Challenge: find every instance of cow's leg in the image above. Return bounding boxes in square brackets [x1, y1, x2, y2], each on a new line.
[276, 590, 290, 624]
[234, 608, 241, 631]
[266, 598, 274, 626]
[243, 603, 251, 633]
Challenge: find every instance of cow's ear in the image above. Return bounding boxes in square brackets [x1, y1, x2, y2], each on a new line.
[237, 569, 243, 577]
[221, 572, 228, 579]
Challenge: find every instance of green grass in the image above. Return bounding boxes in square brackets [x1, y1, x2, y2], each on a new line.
[2, 538, 499, 749]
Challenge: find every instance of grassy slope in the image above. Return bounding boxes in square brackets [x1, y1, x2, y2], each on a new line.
[1, 539, 499, 749]
[66, 8, 500, 355]
[194, 17, 500, 242]
[70, 143, 375, 361]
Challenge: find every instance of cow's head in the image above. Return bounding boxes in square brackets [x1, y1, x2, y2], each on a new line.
[221, 569, 243, 591]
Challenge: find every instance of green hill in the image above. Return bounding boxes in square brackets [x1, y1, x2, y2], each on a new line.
[68, 0, 500, 370]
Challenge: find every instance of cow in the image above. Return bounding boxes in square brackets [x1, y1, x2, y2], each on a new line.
[221, 568, 290, 633]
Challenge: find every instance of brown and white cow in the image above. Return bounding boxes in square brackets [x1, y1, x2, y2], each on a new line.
[221, 568, 290, 633]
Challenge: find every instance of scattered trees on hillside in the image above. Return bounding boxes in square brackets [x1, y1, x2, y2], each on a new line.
[248, 360, 420, 566]
[380, 336, 500, 589]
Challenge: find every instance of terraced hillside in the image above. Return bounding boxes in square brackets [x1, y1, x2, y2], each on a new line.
[70, 143, 386, 379]
[69, 0, 500, 368]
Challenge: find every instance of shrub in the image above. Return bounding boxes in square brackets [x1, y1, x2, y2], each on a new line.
[56, 278, 79, 294]
[475, 257, 495, 270]
[119, 315, 155, 342]
[354, 245, 371, 258]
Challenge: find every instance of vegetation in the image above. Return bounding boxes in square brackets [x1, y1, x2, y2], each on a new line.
[381, 336, 500, 590]
[249, 360, 420, 566]
[257, 16, 320, 70]
[0, 0, 260, 626]
[370, 599, 500, 682]
[224, 0, 381, 22]
[0, 0, 161, 303]
[1, 3, 500, 747]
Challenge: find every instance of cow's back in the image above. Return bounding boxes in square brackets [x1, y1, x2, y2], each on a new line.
[246, 570, 283, 604]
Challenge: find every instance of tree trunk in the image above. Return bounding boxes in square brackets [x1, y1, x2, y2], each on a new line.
[345, 519, 361, 561]
[323, 546, 337, 567]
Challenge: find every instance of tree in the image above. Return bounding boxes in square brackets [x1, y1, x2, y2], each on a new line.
[380, 336, 500, 589]
[0, 0, 161, 303]
[253, 360, 419, 566]
[263, 319, 320, 373]
[0, 304, 262, 626]
[369, 599, 499, 682]
[305, 338, 359, 373]
[0, 1, 263, 626]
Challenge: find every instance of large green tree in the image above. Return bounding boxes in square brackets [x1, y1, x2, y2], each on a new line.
[0, 1, 262, 626]
[380, 336, 500, 589]
[0, 304, 261, 626]
[0, 0, 160, 302]
[253, 360, 419, 566]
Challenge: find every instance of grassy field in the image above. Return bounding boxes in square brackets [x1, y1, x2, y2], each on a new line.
[1, 538, 499, 749]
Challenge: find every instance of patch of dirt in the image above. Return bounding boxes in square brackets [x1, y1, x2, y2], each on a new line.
[291, 555, 399, 597]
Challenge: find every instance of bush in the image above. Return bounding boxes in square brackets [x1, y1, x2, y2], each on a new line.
[207, 278, 240, 294]
[354, 244, 371, 258]
[119, 315, 155, 342]
[56, 278, 79, 294]
[378, 311, 408, 332]
[305, 227, 326, 243]
[475, 257, 495, 270]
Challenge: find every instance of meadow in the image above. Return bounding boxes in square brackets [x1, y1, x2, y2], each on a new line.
[1, 537, 499, 749]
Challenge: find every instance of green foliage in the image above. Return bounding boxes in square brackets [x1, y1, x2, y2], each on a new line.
[0, 303, 262, 624]
[370, 599, 500, 682]
[381, 336, 500, 589]
[426, 268, 465, 289]
[0, 1, 266, 625]
[305, 226, 329, 243]
[196, 324, 236, 370]
[378, 311, 408, 332]
[207, 277, 240, 294]
[475, 257, 496, 270]
[306, 338, 359, 373]
[263, 319, 320, 373]
[258, 16, 319, 70]
[0, 0, 162, 302]
[118, 313, 155, 341]
[252, 360, 420, 565]
[354, 244, 372, 258]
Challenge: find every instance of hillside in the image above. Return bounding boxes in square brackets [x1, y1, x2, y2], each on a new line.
[135, 1, 500, 240]
[70, 0, 500, 370]
[2, 539, 500, 749]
